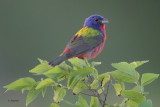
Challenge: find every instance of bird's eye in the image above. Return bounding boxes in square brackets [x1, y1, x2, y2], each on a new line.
[94, 19, 99, 22]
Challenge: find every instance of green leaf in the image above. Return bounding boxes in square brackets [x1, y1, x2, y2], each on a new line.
[132, 86, 141, 93]
[90, 96, 99, 107]
[139, 99, 152, 107]
[92, 69, 99, 79]
[57, 73, 68, 82]
[21, 86, 33, 94]
[78, 95, 89, 107]
[38, 58, 44, 63]
[63, 99, 74, 106]
[98, 87, 104, 94]
[21, 89, 25, 94]
[90, 80, 99, 89]
[42, 87, 47, 98]
[29, 59, 53, 74]
[4, 77, 36, 90]
[98, 72, 110, 87]
[53, 86, 66, 103]
[121, 90, 145, 103]
[91, 61, 101, 67]
[50, 103, 60, 107]
[73, 81, 87, 94]
[26, 82, 42, 106]
[119, 81, 125, 90]
[130, 60, 149, 69]
[98, 72, 111, 80]
[68, 67, 94, 89]
[84, 57, 90, 67]
[59, 61, 73, 72]
[35, 78, 55, 90]
[126, 99, 139, 107]
[101, 77, 110, 87]
[113, 104, 119, 107]
[111, 70, 139, 83]
[44, 66, 65, 79]
[113, 83, 122, 96]
[50, 62, 72, 82]
[57, 63, 71, 81]
[21, 84, 35, 94]
[112, 62, 137, 75]
[141, 73, 159, 86]
[68, 57, 87, 69]
[111, 61, 149, 83]
[121, 98, 128, 107]
[143, 92, 149, 96]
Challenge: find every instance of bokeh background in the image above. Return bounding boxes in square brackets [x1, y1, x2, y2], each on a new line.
[0, 0, 160, 107]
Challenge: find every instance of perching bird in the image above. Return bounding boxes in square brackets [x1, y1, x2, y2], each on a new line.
[49, 15, 109, 66]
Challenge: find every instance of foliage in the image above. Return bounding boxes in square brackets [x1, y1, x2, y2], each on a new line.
[4, 57, 159, 107]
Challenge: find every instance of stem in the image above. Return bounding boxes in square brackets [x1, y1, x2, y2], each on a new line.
[95, 89, 104, 106]
[102, 80, 112, 107]
[82, 75, 113, 107]
[84, 57, 90, 67]
[140, 85, 144, 94]
[82, 76, 104, 106]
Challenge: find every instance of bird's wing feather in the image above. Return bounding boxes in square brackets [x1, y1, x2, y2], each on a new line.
[64, 34, 103, 57]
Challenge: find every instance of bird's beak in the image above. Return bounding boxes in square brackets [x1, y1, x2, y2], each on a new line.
[101, 18, 109, 24]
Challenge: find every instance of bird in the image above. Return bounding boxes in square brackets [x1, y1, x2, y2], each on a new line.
[49, 14, 109, 66]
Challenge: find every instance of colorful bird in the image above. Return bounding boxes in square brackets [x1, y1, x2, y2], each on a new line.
[49, 15, 109, 66]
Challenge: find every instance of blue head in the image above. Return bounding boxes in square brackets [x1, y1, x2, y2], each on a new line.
[84, 15, 109, 30]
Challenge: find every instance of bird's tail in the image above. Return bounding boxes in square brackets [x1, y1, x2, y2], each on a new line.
[49, 54, 67, 66]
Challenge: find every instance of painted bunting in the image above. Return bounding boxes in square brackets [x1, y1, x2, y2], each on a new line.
[49, 15, 109, 66]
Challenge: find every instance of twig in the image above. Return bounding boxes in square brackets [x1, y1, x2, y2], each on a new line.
[102, 80, 112, 107]
[81, 80, 96, 93]
[81, 76, 104, 106]
[88, 75, 105, 106]
[95, 89, 104, 106]
[89, 75, 93, 82]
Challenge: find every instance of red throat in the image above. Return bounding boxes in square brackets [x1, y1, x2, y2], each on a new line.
[101, 24, 105, 31]
[101, 24, 106, 41]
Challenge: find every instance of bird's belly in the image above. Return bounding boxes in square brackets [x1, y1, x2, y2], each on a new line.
[88, 43, 105, 60]
[76, 42, 105, 60]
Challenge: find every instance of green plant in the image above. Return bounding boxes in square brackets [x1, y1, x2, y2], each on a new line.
[4, 57, 159, 107]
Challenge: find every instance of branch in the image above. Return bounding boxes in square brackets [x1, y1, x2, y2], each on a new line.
[102, 80, 112, 107]
[81, 79, 96, 93]
[95, 89, 104, 106]
[89, 75, 105, 106]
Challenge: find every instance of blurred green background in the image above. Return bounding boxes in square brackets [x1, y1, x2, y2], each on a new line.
[0, 0, 160, 107]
